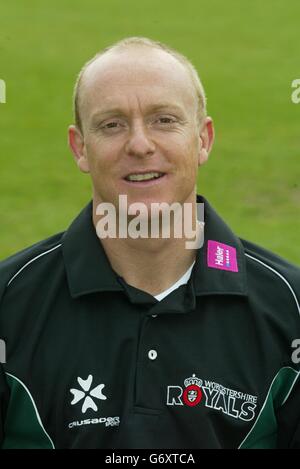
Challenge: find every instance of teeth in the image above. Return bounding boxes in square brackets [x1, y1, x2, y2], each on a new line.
[126, 172, 163, 182]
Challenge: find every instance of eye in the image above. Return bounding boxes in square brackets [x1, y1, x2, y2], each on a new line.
[156, 116, 176, 124]
[103, 121, 120, 129]
[99, 120, 126, 133]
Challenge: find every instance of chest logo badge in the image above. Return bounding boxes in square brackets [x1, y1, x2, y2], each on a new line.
[182, 374, 203, 406]
[70, 375, 107, 413]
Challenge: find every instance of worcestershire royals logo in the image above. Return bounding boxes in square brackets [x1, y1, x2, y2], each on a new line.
[167, 373, 203, 407]
[182, 374, 203, 406]
[167, 373, 258, 421]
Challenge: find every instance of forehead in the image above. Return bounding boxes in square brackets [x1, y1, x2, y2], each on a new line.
[80, 47, 197, 119]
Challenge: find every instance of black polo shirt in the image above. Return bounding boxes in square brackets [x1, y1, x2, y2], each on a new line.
[0, 195, 300, 449]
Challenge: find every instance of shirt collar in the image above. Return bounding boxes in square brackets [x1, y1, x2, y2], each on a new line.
[193, 194, 247, 297]
[62, 201, 123, 298]
[62, 196, 248, 301]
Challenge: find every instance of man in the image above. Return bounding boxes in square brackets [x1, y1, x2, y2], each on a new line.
[0, 37, 300, 449]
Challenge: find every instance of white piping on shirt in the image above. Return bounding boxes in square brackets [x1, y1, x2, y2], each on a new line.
[5, 372, 55, 449]
[7, 244, 62, 287]
[245, 252, 300, 317]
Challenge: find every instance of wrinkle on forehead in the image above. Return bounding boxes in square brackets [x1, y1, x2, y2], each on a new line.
[79, 47, 198, 125]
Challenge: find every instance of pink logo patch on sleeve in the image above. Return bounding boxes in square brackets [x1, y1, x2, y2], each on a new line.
[207, 240, 238, 272]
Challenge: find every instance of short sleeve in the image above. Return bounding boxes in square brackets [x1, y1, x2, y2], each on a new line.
[277, 374, 300, 448]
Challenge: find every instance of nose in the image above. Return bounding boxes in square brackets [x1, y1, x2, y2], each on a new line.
[124, 122, 155, 158]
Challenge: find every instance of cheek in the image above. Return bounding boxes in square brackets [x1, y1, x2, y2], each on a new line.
[176, 143, 199, 174]
[175, 131, 199, 160]
[175, 146, 199, 186]
[85, 139, 116, 174]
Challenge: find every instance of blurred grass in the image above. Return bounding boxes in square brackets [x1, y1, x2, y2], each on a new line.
[0, 0, 299, 263]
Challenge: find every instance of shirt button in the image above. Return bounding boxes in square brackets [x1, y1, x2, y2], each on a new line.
[148, 349, 158, 360]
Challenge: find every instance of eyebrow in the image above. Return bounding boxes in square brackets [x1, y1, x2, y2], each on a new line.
[90, 103, 186, 123]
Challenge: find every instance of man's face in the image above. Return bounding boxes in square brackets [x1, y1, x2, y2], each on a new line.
[69, 47, 213, 212]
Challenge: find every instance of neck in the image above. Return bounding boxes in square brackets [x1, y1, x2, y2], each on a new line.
[92, 194, 200, 296]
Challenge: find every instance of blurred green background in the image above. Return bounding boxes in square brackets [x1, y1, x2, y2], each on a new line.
[0, 0, 299, 263]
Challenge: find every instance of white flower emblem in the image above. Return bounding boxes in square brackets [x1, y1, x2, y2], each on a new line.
[70, 375, 107, 413]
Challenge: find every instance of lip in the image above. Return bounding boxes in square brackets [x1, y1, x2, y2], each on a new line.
[123, 170, 166, 179]
[122, 172, 168, 188]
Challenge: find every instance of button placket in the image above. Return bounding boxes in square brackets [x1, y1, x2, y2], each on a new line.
[134, 315, 161, 410]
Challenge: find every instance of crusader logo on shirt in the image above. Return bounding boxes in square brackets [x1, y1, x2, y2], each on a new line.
[167, 374, 258, 422]
[70, 374, 107, 413]
[67, 375, 120, 430]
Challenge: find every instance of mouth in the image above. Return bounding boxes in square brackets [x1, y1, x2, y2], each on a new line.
[123, 171, 166, 186]
[124, 171, 165, 182]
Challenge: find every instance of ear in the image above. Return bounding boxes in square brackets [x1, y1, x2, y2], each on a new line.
[198, 117, 215, 167]
[68, 125, 90, 173]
